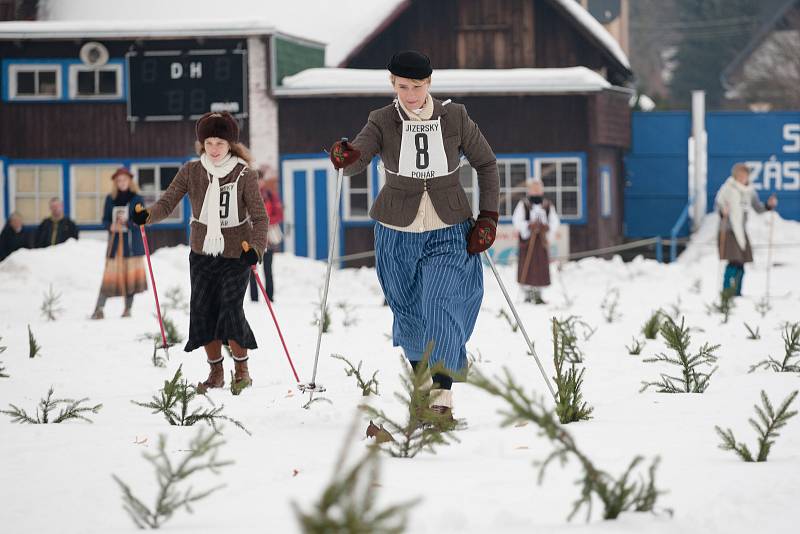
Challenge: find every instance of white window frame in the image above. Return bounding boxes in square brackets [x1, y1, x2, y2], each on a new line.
[8, 63, 62, 101]
[343, 165, 373, 221]
[131, 162, 184, 223]
[535, 157, 583, 220]
[9, 164, 64, 222]
[68, 63, 123, 100]
[497, 158, 530, 218]
[600, 166, 612, 218]
[69, 164, 123, 225]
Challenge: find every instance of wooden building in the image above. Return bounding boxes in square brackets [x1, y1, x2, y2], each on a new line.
[275, 0, 633, 265]
[0, 19, 322, 247]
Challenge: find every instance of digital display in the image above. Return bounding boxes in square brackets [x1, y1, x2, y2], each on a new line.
[127, 50, 247, 121]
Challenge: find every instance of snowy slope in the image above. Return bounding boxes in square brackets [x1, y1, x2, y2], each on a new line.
[1, 211, 799, 533]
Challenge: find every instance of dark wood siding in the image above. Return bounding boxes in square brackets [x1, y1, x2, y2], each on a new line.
[344, 0, 627, 81]
[588, 91, 631, 148]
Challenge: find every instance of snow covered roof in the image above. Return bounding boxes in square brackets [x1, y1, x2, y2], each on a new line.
[33, 0, 629, 70]
[0, 19, 322, 44]
[275, 67, 614, 97]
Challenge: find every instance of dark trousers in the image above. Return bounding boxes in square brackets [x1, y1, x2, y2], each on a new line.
[249, 249, 274, 302]
[723, 262, 745, 296]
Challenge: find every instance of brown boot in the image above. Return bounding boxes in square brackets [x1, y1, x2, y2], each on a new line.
[197, 358, 225, 393]
[231, 357, 252, 395]
[90, 308, 104, 320]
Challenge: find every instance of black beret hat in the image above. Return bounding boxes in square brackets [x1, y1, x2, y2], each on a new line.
[387, 50, 432, 79]
[196, 111, 239, 144]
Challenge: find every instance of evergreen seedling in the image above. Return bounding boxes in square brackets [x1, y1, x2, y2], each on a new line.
[641, 316, 719, 393]
[600, 287, 622, 323]
[162, 286, 189, 313]
[40, 284, 63, 321]
[112, 427, 232, 529]
[689, 278, 701, 294]
[0, 337, 7, 378]
[706, 287, 736, 323]
[551, 316, 588, 363]
[1, 387, 102, 423]
[150, 342, 167, 368]
[133, 365, 249, 434]
[641, 310, 663, 340]
[331, 354, 379, 396]
[744, 322, 761, 340]
[754, 296, 772, 318]
[626, 337, 645, 355]
[27, 324, 41, 358]
[336, 302, 358, 327]
[715, 390, 798, 462]
[551, 318, 593, 423]
[362, 342, 460, 458]
[313, 302, 332, 333]
[469, 369, 668, 521]
[748, 322, 800, 373]
[293, 415, 418, 533]
[497, 308, 519, 332]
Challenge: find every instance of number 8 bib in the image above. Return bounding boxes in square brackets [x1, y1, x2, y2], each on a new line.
[397, 117, 449, 179]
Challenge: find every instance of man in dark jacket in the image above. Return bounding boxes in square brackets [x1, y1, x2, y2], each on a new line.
[0, 212, 28, 261]
[34, 198, 79, 248]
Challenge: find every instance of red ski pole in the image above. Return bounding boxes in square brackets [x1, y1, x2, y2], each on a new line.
[243, 241, 300, 383]
[136, 206, 169, 352]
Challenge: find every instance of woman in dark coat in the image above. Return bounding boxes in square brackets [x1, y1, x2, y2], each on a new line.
[91, 167, 147, 319]
[0, 212, 28, 262]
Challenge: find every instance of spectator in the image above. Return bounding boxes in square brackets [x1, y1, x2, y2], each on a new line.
[249, 172, 283, 303]
[34, 197, 78, 248]
[0, 212, 28, 262]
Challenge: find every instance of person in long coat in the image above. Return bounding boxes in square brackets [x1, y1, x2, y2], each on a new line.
[714, 162, 777, 296]
[512, 179, 560, 304]
[91, 168, 148, 319]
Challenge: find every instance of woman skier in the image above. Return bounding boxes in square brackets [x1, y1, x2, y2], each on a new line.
[132, 112, 268, 392]
[330, 50, 499, 422]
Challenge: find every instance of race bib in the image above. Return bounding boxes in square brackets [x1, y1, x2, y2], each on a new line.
[397, 118, 449, 179]
[198, 176, 242, 228]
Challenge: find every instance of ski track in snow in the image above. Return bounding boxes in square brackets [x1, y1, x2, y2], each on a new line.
[1, 212, 798, 533]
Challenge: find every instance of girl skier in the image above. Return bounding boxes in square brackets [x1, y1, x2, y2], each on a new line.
[132, 112, 268, 392]
[91, 167, 148, 319]
[330, 50, 499, 421]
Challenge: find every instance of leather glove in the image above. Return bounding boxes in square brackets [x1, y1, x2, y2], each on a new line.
[329, 139, 361, 170]
[467, 211, 499, 254]
[132, 204, 149, 226]
[240, 241, 260, 266]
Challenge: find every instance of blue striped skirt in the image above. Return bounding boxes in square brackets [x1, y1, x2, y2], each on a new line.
[374, 220, 483, 375]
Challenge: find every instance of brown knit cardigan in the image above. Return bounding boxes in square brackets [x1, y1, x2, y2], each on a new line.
[147, 160, 269, 259]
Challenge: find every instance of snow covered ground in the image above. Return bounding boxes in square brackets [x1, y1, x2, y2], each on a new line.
[1, 212, 798, 533]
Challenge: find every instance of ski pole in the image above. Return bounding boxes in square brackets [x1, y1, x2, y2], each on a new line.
[136, 208, 170, 355]
[483, 249, 556, 400]
[242, 242, 300, 383]
[765, 210, 775, 307]
[300, 138, 349, 398]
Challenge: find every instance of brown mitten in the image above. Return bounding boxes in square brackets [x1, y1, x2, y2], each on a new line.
[467, 211, 498, 254]
[329, 139, 361, 170]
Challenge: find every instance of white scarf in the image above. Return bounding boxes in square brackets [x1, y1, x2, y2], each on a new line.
[199, 152, 244, 255]
[396, 94, 433, 121]
[717, 176, 751, 250]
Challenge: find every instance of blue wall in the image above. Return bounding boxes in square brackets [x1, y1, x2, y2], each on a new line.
[625, 111, 800, 238]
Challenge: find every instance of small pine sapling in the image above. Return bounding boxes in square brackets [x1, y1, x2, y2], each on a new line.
[27, 324, 41, 358]
[667, 296, 682, 320]
[0, 337, 7, 378]
[335, 302, 358, 327]
[626, 337, 645, 355]
[313, 301, 332, 333]
[1, 386, 102, 423]
[112, 428, 232, 529]
[748, 322, 800, 373]
[150, 342, 167, 368]
[40, 284, 64, 321]
[161, 314, 182, 344]
[497, 308, 519, 332]
[743, 322, 761, 340]
[133, 365, 249, 434]
[551, 318, 593, 423]
[331, 354, 379, 396]
[293, 415, 418, 533]
[551, 316, 587, 363]
[162, 286, 189, 314]
[362, 342, 460, 458]
[706, 287, 736, 323]
[600, 287, 622, 323]
[715, 390, 798, 462]
[689, 278, 702, 294]
[641, 310, 663, 340]
[469, 369, 668, 521]
[754, 296, 772, 318]
[641, 316, 719, 393]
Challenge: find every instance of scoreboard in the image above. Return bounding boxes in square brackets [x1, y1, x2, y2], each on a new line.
[126, 49, 247, 121]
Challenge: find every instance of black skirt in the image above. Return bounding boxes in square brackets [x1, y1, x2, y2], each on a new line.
[185, 251, 257, 352]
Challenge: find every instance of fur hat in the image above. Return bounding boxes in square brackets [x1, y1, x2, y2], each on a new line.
[110, 167, 133, 181]
[196, 111, 239, 144]
[388, 50, 432, 79]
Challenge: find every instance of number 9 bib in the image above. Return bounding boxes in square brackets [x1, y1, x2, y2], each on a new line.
[397, 117, 450, 179]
